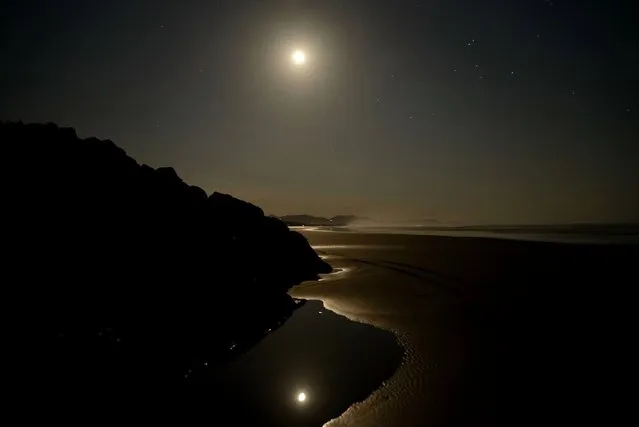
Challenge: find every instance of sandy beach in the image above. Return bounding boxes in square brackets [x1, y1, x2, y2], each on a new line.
[291, 229, 639, 427]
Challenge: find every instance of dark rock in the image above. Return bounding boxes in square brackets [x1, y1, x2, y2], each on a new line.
[188, 185, 208, 202]
[1, 121, 331, 386]
[208, 191, 265, 223]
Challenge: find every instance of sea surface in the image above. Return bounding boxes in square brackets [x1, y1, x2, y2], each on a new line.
[190, 227, 637, 427]
[292, 223, 639, 244]
[289, 228, 638, 426]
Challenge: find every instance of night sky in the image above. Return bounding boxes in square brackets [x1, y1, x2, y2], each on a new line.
[1, 0, 637, 224]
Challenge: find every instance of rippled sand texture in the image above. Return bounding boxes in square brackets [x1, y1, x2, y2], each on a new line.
[290, 230, 638, 427]
[293, 253, 495, 426]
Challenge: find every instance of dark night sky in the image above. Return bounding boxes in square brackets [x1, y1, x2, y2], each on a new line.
[1, 0, 638, 224]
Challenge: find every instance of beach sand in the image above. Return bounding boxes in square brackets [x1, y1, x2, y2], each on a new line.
[291, 230, 639, 427]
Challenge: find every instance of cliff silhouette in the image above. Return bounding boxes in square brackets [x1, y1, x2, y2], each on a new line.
[1, 121, 331, 385]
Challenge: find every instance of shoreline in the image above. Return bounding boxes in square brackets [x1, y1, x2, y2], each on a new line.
[198, 298, 403, 426]
[289, 225, 639, 245]
[291, 230, 639, 426]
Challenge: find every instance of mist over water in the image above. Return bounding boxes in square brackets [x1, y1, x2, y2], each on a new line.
[295, 223, 639, 245]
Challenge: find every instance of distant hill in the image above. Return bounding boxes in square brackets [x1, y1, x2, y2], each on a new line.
[280, 214, 368, 226]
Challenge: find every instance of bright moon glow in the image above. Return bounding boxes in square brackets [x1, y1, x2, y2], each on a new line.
[292, 50, 306, 65]
[297, 392, 307, 403]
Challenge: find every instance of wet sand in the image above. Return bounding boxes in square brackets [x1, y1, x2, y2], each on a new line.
[291, 230, 639, 427]
[190, 300, 401, 427]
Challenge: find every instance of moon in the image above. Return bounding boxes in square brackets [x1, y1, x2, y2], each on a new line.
[291, 50, 306, 65]
[297, 391, 307, 403]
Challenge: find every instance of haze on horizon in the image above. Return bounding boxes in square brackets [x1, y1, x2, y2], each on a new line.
[1, 0, 637, 225]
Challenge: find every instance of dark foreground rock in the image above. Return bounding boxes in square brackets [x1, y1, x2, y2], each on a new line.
[1, 121, 331, 386]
